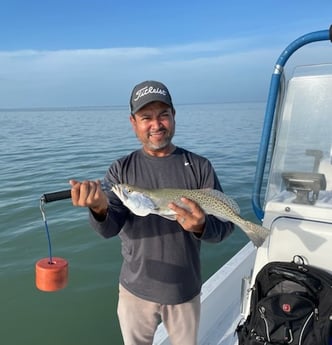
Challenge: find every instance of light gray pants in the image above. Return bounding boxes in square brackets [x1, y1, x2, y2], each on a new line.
[117, 284, 201, 345]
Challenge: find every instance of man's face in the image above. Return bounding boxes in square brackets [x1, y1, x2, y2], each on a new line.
[130, 101, 176, 156]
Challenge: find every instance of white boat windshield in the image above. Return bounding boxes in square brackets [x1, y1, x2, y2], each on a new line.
[266, 64, 332, 209]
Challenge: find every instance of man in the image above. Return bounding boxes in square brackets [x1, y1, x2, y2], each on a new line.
[70, 80, 234, 345]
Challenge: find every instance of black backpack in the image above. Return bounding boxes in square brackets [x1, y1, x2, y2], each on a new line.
[236, 256, 332, 345]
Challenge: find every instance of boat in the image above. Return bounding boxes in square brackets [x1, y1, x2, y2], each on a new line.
[153, 25, 332, 345]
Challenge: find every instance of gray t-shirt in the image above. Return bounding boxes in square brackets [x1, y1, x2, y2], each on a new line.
[89, 147, 233, 304]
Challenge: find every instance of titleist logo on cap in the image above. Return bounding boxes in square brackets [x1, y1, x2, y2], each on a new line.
[130, 80, 173, 114]
[133, 86, 167, 101]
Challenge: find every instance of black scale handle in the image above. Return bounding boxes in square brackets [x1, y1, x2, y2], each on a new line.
[41, 189, 72, 203]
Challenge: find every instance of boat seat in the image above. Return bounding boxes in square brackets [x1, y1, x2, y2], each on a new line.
[318, 158, 332, 190]
[281, 171, 326, 204]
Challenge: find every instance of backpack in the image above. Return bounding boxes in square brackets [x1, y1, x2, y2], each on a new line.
[236, 256, 332, 345]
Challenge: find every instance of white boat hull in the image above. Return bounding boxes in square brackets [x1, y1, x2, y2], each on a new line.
[153, 243, 256, 345]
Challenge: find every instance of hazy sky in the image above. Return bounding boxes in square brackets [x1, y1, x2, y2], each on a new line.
[0, 0, 331, 108]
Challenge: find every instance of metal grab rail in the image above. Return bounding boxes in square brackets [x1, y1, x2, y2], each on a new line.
[252, 26, 332, 221]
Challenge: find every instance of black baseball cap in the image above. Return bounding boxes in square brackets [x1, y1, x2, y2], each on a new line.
[130, 80, 173, 114]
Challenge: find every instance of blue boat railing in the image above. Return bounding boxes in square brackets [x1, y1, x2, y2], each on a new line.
[252, 26, 332, 221]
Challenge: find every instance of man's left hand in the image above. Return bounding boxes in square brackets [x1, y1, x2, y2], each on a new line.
[168, 198, 206, 234]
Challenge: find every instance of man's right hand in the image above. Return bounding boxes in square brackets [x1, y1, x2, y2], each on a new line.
[69, 179, 109, 217]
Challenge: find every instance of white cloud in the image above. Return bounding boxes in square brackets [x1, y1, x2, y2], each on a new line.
[0, 36, 331, 108]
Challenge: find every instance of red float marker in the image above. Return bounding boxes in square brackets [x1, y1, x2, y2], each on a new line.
[37, 190, 72, 292]
[35, 257, 69, 292]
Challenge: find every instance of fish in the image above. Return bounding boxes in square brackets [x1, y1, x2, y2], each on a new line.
[111, 184, 269, 247]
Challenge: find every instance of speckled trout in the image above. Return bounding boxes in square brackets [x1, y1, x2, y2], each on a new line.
[112, 184, 269, 247]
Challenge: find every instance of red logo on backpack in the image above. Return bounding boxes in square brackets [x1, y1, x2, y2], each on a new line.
[282, 303, 291, 312]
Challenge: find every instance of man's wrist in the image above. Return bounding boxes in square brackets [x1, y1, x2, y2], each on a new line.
[90, 206, 108, 221]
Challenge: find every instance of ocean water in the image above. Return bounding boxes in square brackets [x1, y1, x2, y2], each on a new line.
[0, 102, 265, 345]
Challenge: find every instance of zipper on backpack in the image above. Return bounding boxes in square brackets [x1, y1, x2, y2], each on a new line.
[259, 305, 271, 342]
[299, 311, 314, 345]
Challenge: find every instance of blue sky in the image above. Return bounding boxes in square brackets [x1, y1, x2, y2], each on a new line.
[0, 0, 331, 108]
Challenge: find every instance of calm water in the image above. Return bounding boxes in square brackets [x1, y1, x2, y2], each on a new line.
[0, 103, 265, 345]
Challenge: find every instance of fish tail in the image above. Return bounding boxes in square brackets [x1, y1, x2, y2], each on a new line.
[243, 221, 270, 247]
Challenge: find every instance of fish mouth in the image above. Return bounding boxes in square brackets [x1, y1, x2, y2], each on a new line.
[112, 184, 128, 201]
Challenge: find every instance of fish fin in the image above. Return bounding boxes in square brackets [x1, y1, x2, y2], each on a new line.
[212, 215, 230, 223]
[129, 208, 152, 217]
[160, 214, 177, 221]
[150, 209, 177, 221]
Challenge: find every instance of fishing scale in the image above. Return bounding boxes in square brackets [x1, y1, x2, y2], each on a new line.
[36, 183, 107, 292]
[36, 189, 71, 292]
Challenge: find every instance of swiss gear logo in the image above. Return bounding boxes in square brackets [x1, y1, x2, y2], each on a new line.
[282, 303, 291, 312]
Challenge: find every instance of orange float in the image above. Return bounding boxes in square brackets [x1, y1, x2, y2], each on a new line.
[35, 257, 68, 292]
[38, 190, 73, 292]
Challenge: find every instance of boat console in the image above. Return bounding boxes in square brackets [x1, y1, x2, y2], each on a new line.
[257, 64, 332, 270]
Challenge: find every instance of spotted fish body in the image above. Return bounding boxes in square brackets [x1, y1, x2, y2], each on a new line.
[111, 184, 269, 247]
